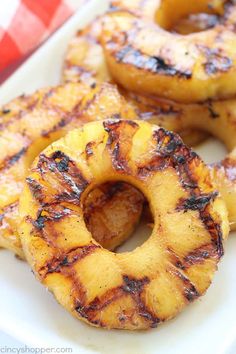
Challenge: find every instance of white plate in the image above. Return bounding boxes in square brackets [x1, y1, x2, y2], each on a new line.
[0, 1, 236, 353]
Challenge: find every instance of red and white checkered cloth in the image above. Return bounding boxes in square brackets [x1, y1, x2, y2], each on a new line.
[0, 0, 82, 83]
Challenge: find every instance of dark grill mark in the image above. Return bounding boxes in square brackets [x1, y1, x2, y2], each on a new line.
[138, 128, 192, 177]
[112, 143, 129, 172]
[199, 46, 232, 75]
[41, 116, 70, 137]
[184, 244, 216, 267]
[56, 157, 69, 172]
[36, 152, 89, 205]
[0, 147, 27, 171]
[79, 289, 122, 314]
[170, 268, 199, 302]
[103, 119, 138, 144]
[39, 243, 99, 278]
[154, 128, 183, 155]
[26, 177, 44, 203]
[33, 206, 72, 230]
[79, 87, 101, 113]
[179, 183, 223, 258]
[103, 119, 138, 173]
[176, 155, 186, 164]
[152, 56, 191, 78]
[169, 243, 217, 271]
[206, 100, 220, 119]
[75, 287, 123, 327]
[34, 214, 46, 230]
[177, 192, 218, 211]
[165, 139, 181, 153]
[39, 91, 85, 137]
[90, 82, 96, 89]
[104, 120, 121, 145]
[0, 96, 41, 130]
[58, 119, 66, 127]
[57, 174, 88, 203]
[2, 108, 11, 114]
[200, 214, 224, 257]
[122, 275, 149, 294]
[85, 141, 95, 158]
[115, 45, 192, 78]
[167, 247, 186, 270]
[122, 275, 159, 328]
[0, 202, 18, 227]
[52, 151, 70, 172]
[138, 157, 167, 177]
[184, 285, 200, 302]
[138, 309, 159, 327]
[8, 147, 27, 165]
[74, 274, 159, 328]
[205, 56, 232, 75]
[170, 127, 224, 259]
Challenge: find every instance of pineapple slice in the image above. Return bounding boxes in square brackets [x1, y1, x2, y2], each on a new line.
[0, 82, 141, 258]
[62, 15, 208, 146]
[61, 2, 236, 231]
[19, 119, 229, 330]
[101, 2, 236, 103]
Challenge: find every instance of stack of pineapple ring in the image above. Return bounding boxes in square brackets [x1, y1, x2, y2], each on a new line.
[63, 0, 236, 231]
[1, 0, 236, 330]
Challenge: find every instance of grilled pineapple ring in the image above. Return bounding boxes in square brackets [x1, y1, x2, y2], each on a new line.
[63, 18, 236, 232]
[0, 82, 142, 258]
[111, 0, 221, 32]
[136, 94, 236, 231]
[101, 1, 236, 103]
[62, 16, 209, 146]
[19, 119, 228, 330]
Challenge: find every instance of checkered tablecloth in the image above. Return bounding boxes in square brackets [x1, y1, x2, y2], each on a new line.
[0, 0, 82, 82]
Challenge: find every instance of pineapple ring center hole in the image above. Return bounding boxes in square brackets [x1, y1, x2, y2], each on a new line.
[155, 2, 225, 35]
[194, 134, 227, 164]
[170, 13, 220, 35]
[83, 181, 153, 253]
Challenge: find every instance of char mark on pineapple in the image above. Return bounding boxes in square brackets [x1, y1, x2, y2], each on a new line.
[38, 243, 100, 279]
[0, 147, 27, 172]
[115, 45, 192, 79]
